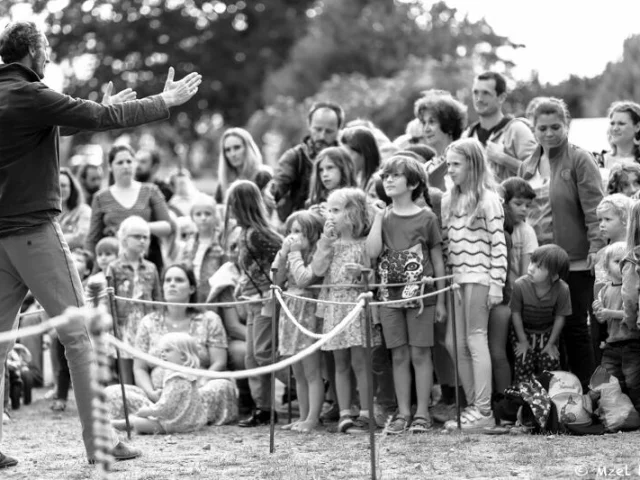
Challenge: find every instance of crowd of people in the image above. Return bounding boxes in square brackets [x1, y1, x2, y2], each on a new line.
[2, 19, 640, 471]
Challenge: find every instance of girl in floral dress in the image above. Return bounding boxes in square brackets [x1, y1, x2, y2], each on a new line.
[312, 187, 377, 433]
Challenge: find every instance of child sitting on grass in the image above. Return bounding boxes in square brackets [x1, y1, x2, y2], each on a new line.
[112, 333, 207, 434]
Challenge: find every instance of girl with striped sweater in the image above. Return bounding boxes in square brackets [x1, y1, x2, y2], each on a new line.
[441, 138, 508, 431]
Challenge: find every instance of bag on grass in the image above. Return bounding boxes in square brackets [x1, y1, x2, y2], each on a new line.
[589, 365, 640, 432]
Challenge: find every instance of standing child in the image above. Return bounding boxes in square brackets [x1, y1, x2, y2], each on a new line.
[272, 210, 325, 433]
[501, 177, 538, 288]
[307, 146, 357, 212]
[112, 333, 207, 434]
[107, 216, 161, 384]
[87, 237, 119, 291]
[312, 187, 376, 433]
[224, 180, 283, 427]
[593, 194, 633, 360]
[595, 194, 633, 288]
[510, 245, 572, 384]
[593, 242, 640, 410]
[180, 195, 224, 302]
[441, 138, 508, 430]
[366, 155, 446, 434]
[49, 248, 94, 411]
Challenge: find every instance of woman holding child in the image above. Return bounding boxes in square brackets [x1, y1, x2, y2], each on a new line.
[518, 97, 605, 388]
[106, 264, 238, 426]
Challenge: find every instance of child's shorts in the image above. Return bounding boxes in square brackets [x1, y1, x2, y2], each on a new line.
[378, 305, 434, 349]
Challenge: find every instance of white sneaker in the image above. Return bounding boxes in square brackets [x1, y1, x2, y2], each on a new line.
[444, 406, 494, 432]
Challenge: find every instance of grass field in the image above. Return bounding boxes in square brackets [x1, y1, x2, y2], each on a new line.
[3, 388, 640, 480]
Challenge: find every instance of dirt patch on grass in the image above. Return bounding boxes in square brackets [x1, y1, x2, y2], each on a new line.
[4, 389, 640, 479]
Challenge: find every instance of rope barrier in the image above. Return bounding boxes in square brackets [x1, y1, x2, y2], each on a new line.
[17, 295, 106, 320]
[111, 295, 267, 308]
[369, 285, 453, 306]
[0, 314, 71, 344]
[304, 273, 455, 289]
[103, 295, 369, 379]
[274, 289, 325, 339]
[280, 284, 454, 307]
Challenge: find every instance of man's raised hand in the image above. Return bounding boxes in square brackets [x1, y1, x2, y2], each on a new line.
[161, 66, 202, 107]
[102, 81, 137, 105]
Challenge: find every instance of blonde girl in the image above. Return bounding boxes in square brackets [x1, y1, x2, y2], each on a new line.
[441, 138, 507, 431]
[311, 187, 376, 433]
[224, 180, 283, 427]
[272, 210, 325, 433]
[112, 333, 207, 434]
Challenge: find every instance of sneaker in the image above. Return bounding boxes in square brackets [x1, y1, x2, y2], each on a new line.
[383, 414, 410, 435]
[445, 406, 495, 432]
[0, 452, 18, 469]
[238, 409, 275, 428]
[2, 411, 10, 425]
[336, 415, 354, 433]
[347, 416, 373, 434]
[51, 400, 67, 412]
[88, 441, 141, 464]
[430, 402, 457, 423]
[320, 402, 340, 423]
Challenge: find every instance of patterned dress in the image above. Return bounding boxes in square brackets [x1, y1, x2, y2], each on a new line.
[312, 237, 378, 350]
[273, 250, 321, 357]
[106, 310, 238, 426]
[143, 372, 207, 433]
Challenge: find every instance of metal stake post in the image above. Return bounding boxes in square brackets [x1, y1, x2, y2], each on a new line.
[363, 273, 377, 480]
[269, 268, 279, 454]
[448, 281, 462, 430]
[106, 275, 132, 440]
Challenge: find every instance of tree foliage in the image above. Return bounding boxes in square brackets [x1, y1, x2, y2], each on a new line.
[263, 0, 521, 103]
[26, 0, 314, 136]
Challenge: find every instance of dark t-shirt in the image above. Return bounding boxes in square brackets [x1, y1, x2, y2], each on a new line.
[509, 276, 572, 332]
[378, 207, 442, 307]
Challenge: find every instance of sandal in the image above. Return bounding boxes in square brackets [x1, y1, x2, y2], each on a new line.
[383, 414, 410, 435]
[51, 400, 66, 412]
[408, 415, 432, 434]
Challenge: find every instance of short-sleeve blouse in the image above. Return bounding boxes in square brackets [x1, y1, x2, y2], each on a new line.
[135, 310, 228, 369]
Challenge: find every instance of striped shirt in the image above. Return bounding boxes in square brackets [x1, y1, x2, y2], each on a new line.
[442, 189, 508, 297]
[509, 276, 572, 332]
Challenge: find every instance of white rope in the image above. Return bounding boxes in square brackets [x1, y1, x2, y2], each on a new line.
[369, 285, 453, 306]
[112, 295, 267, 308]
[305, 273, 456, 289]
[280, 290, 361, 306]
[104, 296, 369, 379]
[0, 315, 70, 344]
[17, 295, 106, 320]
[274, 289, 325, 339]
[281, 285, 453, 307]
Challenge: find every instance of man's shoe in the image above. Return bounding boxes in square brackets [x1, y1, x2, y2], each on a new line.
[0, 452, 18, 469]
[88, 441, 142, 464]
[238, 409, 275, 427]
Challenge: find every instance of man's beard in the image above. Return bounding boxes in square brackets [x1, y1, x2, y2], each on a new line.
[135, 170, 151, 182]
[85, 184, 101, 194]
